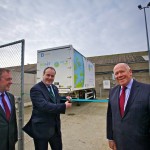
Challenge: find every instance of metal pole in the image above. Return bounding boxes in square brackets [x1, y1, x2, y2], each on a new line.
[143, 7, 150, 75]
[18, 39, 25, 150]
[17, 97, 23, 150]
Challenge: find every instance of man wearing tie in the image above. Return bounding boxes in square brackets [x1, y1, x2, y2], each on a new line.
[0, 68, 18, 150]
[23, 66, 72, 150]
[107, 63, 150, 150]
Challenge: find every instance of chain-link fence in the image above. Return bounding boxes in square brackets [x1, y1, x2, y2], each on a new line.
[0, 39, 25, 150]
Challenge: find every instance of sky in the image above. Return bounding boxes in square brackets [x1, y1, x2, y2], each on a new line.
[0, 0, 150, 64]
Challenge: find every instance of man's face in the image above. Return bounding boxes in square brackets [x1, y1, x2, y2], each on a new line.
[43, 68, 56, 86]
[0, 71, 12, 92]
[113, 64, 132, 86]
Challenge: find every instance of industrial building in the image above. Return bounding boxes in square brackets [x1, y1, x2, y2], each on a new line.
[8, 50, 150, 100]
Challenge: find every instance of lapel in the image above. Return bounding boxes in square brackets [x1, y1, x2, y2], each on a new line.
[123, 80, 140, 117]
[0, 92, 6, 118]
[6, 92, 14, 121]
[116, 86, 122, 118]
[0, 104, 6, 119]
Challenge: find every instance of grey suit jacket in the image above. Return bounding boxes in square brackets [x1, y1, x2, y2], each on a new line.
[0, 92, 18, 150]
[23, 81, 66, 139]
[107, 80, 150, 150]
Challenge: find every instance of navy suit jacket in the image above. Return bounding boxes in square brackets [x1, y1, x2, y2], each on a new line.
[0, 92, 18, 150]
[107, 80, 150, 150]
[23, 81, 66, 139]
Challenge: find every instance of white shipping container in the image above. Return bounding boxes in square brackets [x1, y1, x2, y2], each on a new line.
[37, 45, 95, 98]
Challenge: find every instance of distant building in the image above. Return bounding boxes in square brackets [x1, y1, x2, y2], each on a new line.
[88, 51, 150, 98]
[8, 50, 150, 99]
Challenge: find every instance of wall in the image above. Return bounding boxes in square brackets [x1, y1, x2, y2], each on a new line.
[95, 62, 150, 99]
[10, 71, 36, 103]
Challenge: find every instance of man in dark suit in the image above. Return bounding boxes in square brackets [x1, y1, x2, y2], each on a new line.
[0, 68, 18, 150]
[23, 66, 72, 150]
[107, 63, 150, 150]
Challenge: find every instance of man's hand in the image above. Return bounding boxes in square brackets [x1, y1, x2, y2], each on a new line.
[65, 100, 72, 108]
[108, 140, 117, 150]
[66, 96, 72, 103]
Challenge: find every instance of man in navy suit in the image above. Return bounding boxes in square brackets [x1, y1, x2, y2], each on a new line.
[107, 63, 150, 150]
[0, 68, 18, 150]
[23, 67, 72, 150]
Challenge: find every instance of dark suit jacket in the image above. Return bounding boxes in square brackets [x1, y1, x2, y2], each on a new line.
[0, 92, 18, 150]
[107, 80, 150, 150]
[23, 81, 66, 139]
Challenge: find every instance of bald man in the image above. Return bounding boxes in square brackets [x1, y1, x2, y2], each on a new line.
[107, 63, 150, 150]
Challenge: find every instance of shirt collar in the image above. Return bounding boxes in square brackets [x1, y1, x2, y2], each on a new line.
[42, 81, 52, 88]
[123, 78, 133, 89]
[0, 92, 6, 95]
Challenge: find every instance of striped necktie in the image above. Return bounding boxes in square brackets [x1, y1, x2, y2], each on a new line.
[1, 93, 10, 121]
[48, 85, 56, 103]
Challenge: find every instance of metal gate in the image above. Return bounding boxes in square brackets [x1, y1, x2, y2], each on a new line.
[0, 39, 25, 150]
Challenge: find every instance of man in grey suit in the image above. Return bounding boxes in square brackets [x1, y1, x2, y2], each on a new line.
[0, 68, 18, 150]
[107, 63, 150, 150]
[23, 66, 72, 150]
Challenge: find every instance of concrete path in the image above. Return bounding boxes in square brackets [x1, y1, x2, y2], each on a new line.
[16, 102, 110, 150]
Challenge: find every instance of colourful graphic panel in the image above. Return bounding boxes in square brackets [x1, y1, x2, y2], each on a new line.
[74, 51, 84, 88]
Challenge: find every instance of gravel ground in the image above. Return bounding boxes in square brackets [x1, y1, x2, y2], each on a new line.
[16, 102, 110, 150]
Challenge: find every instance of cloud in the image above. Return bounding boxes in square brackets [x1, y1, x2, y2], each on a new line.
[0, 0, 150, 64]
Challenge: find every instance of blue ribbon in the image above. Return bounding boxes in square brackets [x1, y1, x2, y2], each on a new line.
[62, 98, 108, 103]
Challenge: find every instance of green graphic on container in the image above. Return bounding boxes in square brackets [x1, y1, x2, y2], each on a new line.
[74, 51, 84, 88]
[54, 62, 59, 67]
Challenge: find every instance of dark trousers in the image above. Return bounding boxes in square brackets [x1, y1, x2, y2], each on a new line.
[33, 133, 62, 150]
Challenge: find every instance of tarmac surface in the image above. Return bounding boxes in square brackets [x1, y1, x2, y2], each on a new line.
[16, 102, 110, 150]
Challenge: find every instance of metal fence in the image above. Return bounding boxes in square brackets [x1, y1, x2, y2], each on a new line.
[0, 39, 25, 150]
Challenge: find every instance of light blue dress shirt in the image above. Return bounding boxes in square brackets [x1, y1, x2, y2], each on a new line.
[120, 79, 133, 110]
[0, 92, 11, 112]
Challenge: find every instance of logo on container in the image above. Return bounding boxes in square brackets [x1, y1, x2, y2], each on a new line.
[54, 62, 59, 67]
[40, 61, 51, 67]
[41, 53, 44, 57]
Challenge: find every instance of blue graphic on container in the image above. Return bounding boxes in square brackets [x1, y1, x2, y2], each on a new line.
[40, 53, 44, 57]
[74, 51, 84, 88]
